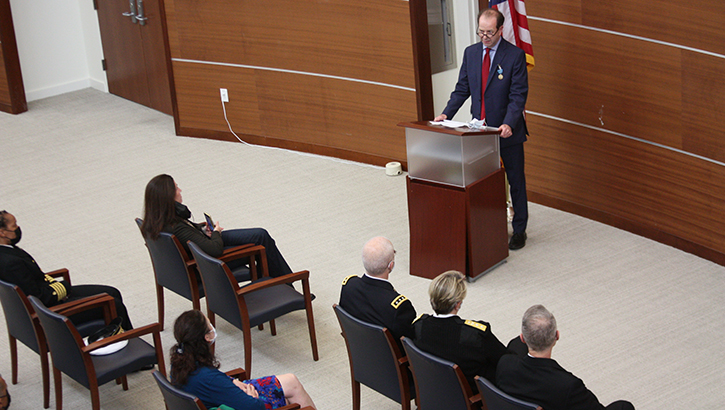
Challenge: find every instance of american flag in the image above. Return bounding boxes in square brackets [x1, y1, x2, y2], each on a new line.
[489, 0, 535, 69]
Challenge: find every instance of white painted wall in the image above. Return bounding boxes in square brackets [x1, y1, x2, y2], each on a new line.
[8, 0, 106, 102]
[431, 0, 480, 122]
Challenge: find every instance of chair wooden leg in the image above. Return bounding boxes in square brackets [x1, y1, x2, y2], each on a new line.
[303, 281, 319, 361]
[121, 375, 129, 390]
[53, 366, 63, 410]
[156, 284, 165, 330]
[244, 325, 253, 377]
[352, 380, 361, 410]
[90, 379, 101, 410]
[41, 350, 50, 408]
[269, 319, 277, 336]
[9, 336, 17, 384]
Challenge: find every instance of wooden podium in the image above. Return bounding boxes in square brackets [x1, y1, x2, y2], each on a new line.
[399, 121, 508, 281]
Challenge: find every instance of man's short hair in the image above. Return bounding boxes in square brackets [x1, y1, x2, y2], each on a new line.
[429, 270, 467, 314]
[521, 304, 557, 352]
[478, 8, 504, 28]
[362, 237, 395, 277]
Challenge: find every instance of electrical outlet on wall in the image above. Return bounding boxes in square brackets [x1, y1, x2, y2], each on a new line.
[220, 88, 229, 102]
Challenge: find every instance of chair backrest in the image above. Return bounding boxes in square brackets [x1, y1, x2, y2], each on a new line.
[135, 218, 202, 300]
[28, 295, 92, 388]
[0, 279, 41, 353]
[333, 304, 409, 403]
[475, 376, 541, 410]
[188, 242, 244, 329]
[152, 370, 207, 410]
[402, 336, 474, 410]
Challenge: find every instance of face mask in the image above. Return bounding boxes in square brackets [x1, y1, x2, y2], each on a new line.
[175, 202, 192, 220]
[9, 226, 21, 246]
[207, 324, 217, 345]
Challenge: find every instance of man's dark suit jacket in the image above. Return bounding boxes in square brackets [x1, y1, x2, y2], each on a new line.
[338, 274, 417, 342]
[442, 38, 529, 149]
[496, 354, 634, 410]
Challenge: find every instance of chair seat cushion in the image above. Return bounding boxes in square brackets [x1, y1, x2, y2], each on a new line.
[243, 281, 306, 327]
[92, 338, 158, 386]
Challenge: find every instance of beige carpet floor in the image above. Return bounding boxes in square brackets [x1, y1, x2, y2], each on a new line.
[1, 88, 723, 409]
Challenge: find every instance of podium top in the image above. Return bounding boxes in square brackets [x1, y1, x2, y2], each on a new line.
[398, 121, 500, 137]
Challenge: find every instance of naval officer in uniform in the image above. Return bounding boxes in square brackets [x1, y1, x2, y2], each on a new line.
[339, 236, 417, 343]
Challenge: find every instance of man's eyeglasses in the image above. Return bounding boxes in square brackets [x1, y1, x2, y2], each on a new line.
[476, 27, 499, 38]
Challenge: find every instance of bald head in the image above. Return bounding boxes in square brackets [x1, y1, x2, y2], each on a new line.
[362, 236, 395, 278]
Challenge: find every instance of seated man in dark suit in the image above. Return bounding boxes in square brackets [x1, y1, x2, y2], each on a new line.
[496, 305, 635, 410]
[0, 211, 133, 330]
[339, 236, 417, 342]
[412, 270, 509, 391]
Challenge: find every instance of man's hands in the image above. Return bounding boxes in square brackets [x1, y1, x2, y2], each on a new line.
[498, 124, 512, 138]
[433, 114, 448, 122]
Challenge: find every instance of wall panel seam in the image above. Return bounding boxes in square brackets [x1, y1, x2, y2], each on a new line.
[529, 16, 725, 59]
[172, 58, 417, 92]
[527, 110, 725, 168]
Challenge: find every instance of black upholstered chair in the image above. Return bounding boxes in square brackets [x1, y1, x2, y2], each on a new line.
[0, 277, 109, 408]
[28, 295, 166, 410]
[188, 241, 318, 376]
[475, 376, 542, 410]
[153, 368, 306, 410]
[333, 304, 415, 410]
[135, 218, 261, 329]
[152, 370, 208, 410]
[402, 337, 481, 410]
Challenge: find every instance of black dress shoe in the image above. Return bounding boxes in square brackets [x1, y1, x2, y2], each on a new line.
[137, 363, 156, 371]
[509, 232, 527, 250]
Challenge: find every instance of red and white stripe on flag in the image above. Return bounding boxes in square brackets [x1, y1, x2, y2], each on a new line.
[489, 0, 535, 70]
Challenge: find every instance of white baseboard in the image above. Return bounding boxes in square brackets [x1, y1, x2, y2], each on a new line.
[25, 78, 108, 102]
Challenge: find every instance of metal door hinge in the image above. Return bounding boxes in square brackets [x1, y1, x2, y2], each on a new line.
[102, 59, 107, 71]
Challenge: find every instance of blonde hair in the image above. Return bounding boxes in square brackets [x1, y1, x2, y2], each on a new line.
[429, 270, 467, 314]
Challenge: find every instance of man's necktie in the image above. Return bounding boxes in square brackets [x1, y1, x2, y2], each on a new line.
[481, 47, 490, 120]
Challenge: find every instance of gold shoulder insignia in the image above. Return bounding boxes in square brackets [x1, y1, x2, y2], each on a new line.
[341, 275, 357, 286]
[412, 313, 425, 324]
[464, 320, 487, 332]
[391, 294, 408, 309]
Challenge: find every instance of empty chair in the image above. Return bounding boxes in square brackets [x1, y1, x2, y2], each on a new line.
[0, 277, 109, 409]
[188, 241, 318, 376]
[402, 336, 480, 410]
[475, 376, 541, 410]
[333, 304, 414, 410]
[135, 218, 261, 329]
[28, 295, 165, 410]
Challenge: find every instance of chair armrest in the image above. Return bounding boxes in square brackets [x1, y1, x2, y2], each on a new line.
[398, 356, 409, 367]
[224, 368, 248, 380]
[50, 293, 116, 321]
[276, 404, 301, 410]
[45, 268, 70, 285]
[219, 244, 264, 261]
[236, 270, 310, 296]
[82, 322, 161, 353]
[469, 393, 481, 406]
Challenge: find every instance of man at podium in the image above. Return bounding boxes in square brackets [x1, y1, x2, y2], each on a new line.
[434, 8, 529, 250]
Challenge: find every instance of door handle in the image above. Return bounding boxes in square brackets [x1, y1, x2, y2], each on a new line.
[122, 0, 137, 23]
[135, 0, 147, 25]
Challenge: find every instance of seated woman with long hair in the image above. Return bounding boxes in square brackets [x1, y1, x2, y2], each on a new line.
[141, 174, 293, 277]
[170, 310, 316, 410]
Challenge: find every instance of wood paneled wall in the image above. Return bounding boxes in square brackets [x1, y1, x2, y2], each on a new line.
[163, 0, 725, 265]
[524, 0, 725, 264]
[164, 0, 426, 165]
[0, 0, 27, 114]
